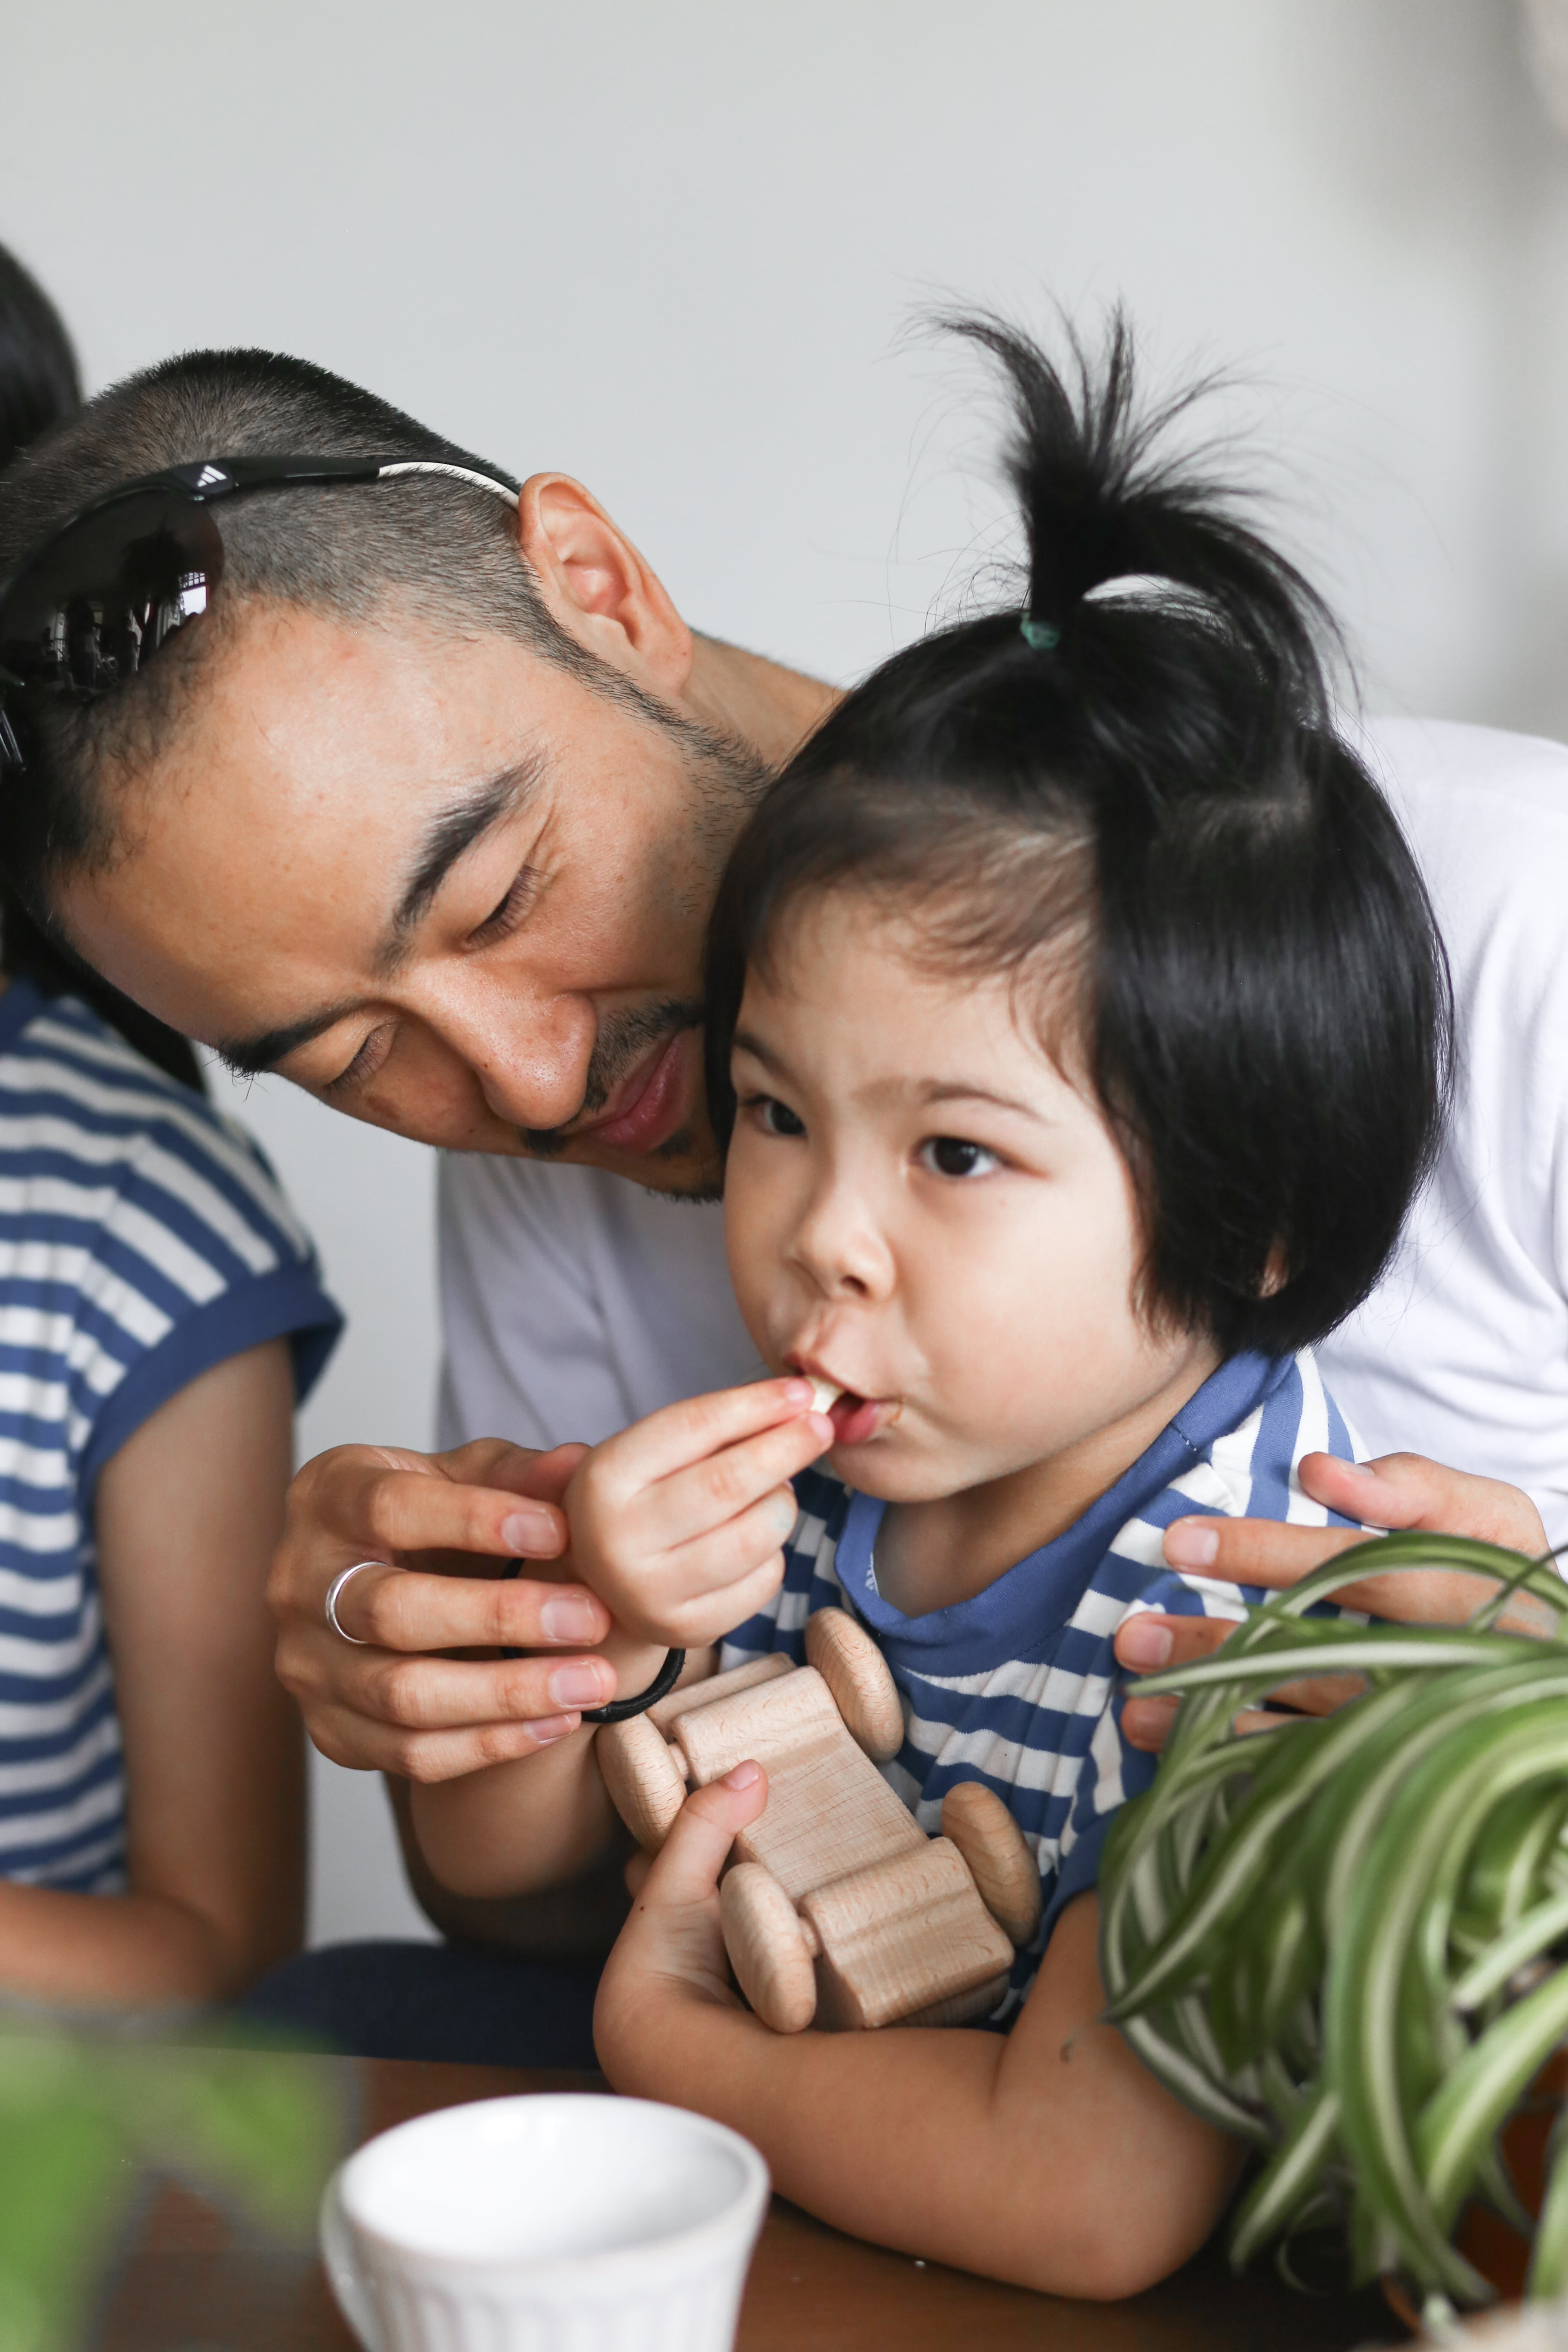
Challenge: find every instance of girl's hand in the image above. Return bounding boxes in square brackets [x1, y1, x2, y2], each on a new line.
[594, 1762, 769, 2082]
[564, 1382, 833, 1654]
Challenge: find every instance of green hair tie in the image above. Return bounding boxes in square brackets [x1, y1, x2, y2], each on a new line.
[1020, 614, 1060, 651]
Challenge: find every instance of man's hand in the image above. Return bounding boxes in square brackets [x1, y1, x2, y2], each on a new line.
[1117, 1451, 1554, 1754]
[270, 1436, 622, 1783]
[564, 1380, 833, 1657]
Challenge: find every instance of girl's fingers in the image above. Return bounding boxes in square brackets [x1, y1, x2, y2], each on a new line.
[637, 1550, 791, 1653]
[629, 1417, 828, 1556]
[635, 1488, 800, 1609]
[329, 1562, 612, 1654]
[592, 1380, 829, 1497]
[639, 1764, 770, 1909]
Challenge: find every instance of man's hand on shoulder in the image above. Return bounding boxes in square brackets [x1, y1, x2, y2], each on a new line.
[1118, 1451, 1553, 1755]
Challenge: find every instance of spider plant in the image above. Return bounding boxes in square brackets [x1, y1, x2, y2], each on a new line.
[1098, 1531, 1568, 2323]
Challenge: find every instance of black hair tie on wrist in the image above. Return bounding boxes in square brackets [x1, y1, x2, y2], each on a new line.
[582, 1647, 686, 1723]
[497, 1561, 685, 1722]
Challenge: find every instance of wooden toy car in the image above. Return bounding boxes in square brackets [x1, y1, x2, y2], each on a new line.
[596, 1608, 1042, 2033]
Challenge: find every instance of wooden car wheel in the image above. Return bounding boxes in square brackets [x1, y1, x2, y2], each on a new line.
[721, 1863, 818, 2033]
[941, 1780, 1042, 1947]
[804, 1608, 904, 1761]
[595, 1713, 687, 1851]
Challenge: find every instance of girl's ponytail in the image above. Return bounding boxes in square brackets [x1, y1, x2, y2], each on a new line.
[950, 309, 1335, 724]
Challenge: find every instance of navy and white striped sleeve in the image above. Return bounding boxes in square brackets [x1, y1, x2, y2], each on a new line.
[0, 993, 343, 1505]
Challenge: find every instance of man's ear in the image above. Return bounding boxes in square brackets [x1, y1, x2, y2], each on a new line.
[515, 474, 694, 703]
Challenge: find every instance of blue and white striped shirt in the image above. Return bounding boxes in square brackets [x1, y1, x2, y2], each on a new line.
[721, 1347, 1360, 2021]
[0, 980, 341, 1893]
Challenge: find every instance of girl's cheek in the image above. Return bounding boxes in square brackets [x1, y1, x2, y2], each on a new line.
[723, 1152, 791, 1340]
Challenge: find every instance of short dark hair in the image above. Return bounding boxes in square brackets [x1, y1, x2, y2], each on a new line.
[0, 345, 607, 913]
[0, 246, 80, 466]
[706, 315, 1451, 1358]
[0, 248, 207, 1092]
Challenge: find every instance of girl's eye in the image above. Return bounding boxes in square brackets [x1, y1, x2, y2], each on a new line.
[468, 865, 540, 949]
[922, 1136, 999, 1179]
[744, 1094, 806, 1139]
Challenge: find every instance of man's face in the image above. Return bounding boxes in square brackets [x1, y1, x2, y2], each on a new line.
[58, 600, 762, 1194]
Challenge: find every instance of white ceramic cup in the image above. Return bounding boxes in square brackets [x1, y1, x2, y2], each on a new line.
[319, 2093, 770, 2352]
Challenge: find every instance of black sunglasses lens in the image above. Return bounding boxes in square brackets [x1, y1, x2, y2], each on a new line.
[0, 494, 224, 699]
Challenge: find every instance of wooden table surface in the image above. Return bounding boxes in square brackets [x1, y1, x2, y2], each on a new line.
[97, 2057, 1400, 2351]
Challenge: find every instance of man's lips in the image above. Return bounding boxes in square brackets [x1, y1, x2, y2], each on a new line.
[573, 1030, 693, 1157]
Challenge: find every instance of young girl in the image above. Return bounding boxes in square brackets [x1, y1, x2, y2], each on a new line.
[0, 244, 342, 2006]
[410, 316, 1447, 2294]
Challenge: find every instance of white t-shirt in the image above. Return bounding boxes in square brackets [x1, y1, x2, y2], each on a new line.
[437, 717, 1568, 1545]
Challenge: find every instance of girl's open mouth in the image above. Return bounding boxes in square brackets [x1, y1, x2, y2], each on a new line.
[800, 1373, 895, 1449]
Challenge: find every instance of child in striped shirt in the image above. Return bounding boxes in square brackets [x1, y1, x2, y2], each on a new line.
[411, 315, 1447, 2294]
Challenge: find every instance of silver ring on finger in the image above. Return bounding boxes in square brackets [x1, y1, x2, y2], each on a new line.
[325, 1560, 387, 1645]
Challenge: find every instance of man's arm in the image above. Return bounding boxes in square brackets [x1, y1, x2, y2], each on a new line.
[1118, 1450, 1553, 1752]
[593, 1766, 1241, 2300]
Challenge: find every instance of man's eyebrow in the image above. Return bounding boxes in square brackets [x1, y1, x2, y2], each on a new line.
[374, 749, 550, 976]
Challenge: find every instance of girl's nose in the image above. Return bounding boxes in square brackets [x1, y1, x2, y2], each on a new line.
[787, 1176, 895, 1302]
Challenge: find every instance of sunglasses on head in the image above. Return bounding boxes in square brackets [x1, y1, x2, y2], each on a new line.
[0, 454, 520, 774]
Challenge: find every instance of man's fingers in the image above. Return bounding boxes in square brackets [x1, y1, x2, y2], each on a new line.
[328, 1562, 612, 1654]
[1161, 1514, 1368, 1587]
[1297, 1451, 1549, 1556]
[1115, 1612, 1238, 1675]
[639, 1764, 770, 1908]
[1120, 1694, 1179, 1754]
[1158, 1456, 1551, 1600]
[1263, 1673, 1369, 1715]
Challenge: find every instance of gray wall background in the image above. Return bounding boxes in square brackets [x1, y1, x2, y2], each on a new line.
[3, 0, 1567, 1943]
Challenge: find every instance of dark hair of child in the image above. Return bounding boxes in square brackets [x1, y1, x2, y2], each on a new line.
[705, 315, 1451, 1358]
[0, 246, 204, 1093]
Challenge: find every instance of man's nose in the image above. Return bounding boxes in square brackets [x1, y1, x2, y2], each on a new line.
[787, 1170, 896, 1302]
[428, 980, 598, 1132]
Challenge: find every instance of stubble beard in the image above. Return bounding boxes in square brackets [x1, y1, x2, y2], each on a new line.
[515, 707, 771, 1203]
